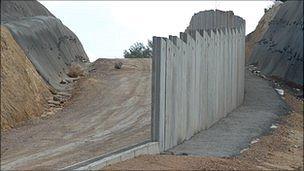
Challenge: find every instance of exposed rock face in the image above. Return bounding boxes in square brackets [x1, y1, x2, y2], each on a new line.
[245, 2, 281, 63]
[1, 0, 54, 22]
[1, 26, 52, 130]
[247, 1, 303, 86]
[0, 0, 89, 129]
[1, 0, 89, 91]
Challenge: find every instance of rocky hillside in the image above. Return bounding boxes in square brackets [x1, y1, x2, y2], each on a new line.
[1, 0, 89, 129]
[247, 1, 303, 86]
[245, 2, 281, 63]
[1, 0, 89, 91]
[1, 1, 54, 22]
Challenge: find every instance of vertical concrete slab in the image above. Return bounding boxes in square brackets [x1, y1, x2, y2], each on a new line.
[169, 36, 178, 147]
[151, 37, 167, 151]
[164, 39, 174, 150]
[181, 35, 188, 141]
[179, 33, 187, 142]
[188, 33, 197, 136]
[222, 28, 227, 116]
[236, 29, 241, 106]
[151, 11, 245, 151]
[214, 29, 219, 122]
[219, 28, 224, 119]
[240, 26, 245, 103]
[233, 28, 238, 109]
[209, 29, 216, 126]
[224, 28, 229, 114]
[218, 28, 225, 118]
[181, 37, 188, 144]
[228, 28, 233, 113]
[195, 31, 203, 131]
[202, 30, 209, 129]
[231, 28, 236, 109]
[171, 38, 178, 148]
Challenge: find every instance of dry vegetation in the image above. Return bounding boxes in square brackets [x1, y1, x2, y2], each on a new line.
[0, 26, 51, 130]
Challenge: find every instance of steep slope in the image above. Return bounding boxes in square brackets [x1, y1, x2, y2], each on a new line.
[245, 2, 281, 63]
[1, 0, 54, 22]
[0, 0, 89, 129]
[248, 1, 303, 86]
[1, 59, 151, 169]
[1, 0, 89, 91]
[1, 26, 52, 130]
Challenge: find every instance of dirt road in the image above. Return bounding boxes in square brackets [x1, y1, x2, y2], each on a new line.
[1, 58, 151, 170]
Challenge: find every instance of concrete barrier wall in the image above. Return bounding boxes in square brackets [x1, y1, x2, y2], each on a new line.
[61, 142, 160, 170]
[186, 10, 244, 32]
[152, 10, 245, 152]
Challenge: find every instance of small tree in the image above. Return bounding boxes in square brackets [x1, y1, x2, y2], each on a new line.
[124, 40, 152, 58]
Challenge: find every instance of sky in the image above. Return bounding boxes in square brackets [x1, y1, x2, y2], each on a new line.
[40, 1, 275, 61]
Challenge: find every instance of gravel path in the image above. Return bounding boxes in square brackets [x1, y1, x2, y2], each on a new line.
[169, 70, 290, 157]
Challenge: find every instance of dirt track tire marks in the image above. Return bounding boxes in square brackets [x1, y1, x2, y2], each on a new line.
[1, 59, 151, 170]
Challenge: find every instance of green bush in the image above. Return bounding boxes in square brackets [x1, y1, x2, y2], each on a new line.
[124, 40, 152, 58]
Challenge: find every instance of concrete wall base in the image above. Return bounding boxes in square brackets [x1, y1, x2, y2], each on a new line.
[61, 142, 160, 170]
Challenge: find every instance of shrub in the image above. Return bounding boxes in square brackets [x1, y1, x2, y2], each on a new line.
[124, 40, 152, 58]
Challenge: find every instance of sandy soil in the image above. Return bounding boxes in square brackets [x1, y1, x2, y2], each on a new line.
[106, 92, 303, 170]
[1, 26, 51, 130]
[1, 58, 151, 170]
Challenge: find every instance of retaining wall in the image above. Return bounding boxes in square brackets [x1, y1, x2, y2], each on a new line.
[152, 10, 245, 152]
[186, 10, 244, 31]
[61, 142, 160, 170]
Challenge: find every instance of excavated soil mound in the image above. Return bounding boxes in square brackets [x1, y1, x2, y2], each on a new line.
[1, 0, 89, 129]
[0, 26, 51, 130]
[1, 0, 89, 91]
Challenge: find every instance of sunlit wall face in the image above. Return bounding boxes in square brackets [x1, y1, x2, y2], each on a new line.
[40, 1, 274, 61]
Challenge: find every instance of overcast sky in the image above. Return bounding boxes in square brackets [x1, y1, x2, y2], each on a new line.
[40, 1, 275, 61]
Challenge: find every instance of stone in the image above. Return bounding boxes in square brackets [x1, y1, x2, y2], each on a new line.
[57, 92, 72, 97]
[114, 62, 123, 69]
[60, 79, 67, 84]
[48, 100, 60, 105]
